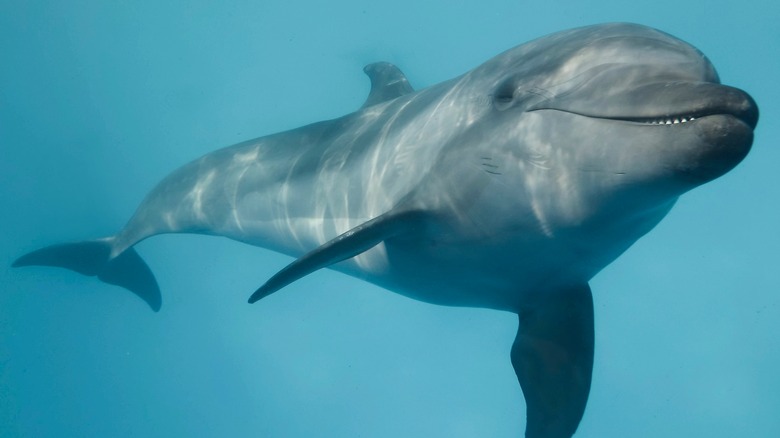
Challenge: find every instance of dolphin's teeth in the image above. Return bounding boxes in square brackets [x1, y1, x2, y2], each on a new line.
[641, 115, 696, 125]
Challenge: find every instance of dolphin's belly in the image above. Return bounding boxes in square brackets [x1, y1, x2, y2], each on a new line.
[346, 203, 676, 312]
[371, 238, 570, 310]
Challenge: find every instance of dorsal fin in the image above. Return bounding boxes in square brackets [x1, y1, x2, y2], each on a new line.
[361, 62, 414, 108]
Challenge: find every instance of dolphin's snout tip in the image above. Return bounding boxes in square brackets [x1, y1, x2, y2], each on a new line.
[712, 84, 759, 130]
[740, 90, 759, 130]
[688, 114, 754, 182]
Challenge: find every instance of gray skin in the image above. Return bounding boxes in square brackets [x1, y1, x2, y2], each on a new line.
[14, 23, 758, 438]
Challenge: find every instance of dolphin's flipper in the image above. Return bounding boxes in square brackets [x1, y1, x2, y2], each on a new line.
[361, 62, 414, 108]
[512, 284, 594, 438]
[249, 209, 425, 303]
[12, 241, 161, 311]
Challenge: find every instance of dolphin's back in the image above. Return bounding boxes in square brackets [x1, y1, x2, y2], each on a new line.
[114, 82, 456, 259]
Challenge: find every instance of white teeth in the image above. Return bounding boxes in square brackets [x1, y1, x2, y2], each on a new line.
[646, 116, 696, 125]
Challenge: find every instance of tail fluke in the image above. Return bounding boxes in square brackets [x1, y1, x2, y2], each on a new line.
[12, 241, 161, 311]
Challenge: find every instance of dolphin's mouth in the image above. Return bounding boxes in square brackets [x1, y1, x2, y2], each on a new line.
[629, 115, 697, 125]
[526, 82, 758, 184]
[530, 82, 759, 130]
[595, 112, 737, 127]
[553, 111, 701, 126]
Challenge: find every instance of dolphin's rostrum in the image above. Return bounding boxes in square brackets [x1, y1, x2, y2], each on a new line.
[13, 23, 758, 437]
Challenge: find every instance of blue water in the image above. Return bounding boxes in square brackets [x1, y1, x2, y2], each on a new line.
[2, 1, 778, 437]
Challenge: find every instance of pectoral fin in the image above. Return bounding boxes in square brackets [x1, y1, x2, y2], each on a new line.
[511, 284, 594, 438]
[248, 209, 425, 303]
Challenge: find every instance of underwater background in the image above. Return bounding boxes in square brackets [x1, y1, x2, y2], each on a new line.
[1, 0, 778, 437]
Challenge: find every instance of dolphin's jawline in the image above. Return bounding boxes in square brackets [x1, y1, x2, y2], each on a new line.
[530, 108, 704, 125]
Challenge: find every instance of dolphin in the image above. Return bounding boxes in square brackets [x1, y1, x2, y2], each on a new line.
[13, 23, 758, 437]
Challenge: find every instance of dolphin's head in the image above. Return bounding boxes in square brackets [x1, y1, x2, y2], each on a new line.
[466, 23, 757, 227]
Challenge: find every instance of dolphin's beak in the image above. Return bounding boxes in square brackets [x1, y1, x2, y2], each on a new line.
[524, 80, 758, 187]
[530, 81, 758, 130]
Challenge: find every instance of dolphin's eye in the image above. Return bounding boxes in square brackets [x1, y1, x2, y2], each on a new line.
[492, 83, 516, 110]
[492, 79, 554, 111]
[494, 91, 514, 103]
